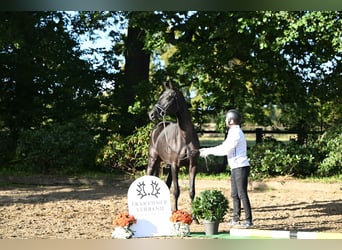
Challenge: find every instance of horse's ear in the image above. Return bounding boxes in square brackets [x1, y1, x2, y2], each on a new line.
[164, 81, 173, 90]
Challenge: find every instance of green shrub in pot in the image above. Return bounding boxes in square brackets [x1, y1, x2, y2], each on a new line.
[191, 189, 229, 222]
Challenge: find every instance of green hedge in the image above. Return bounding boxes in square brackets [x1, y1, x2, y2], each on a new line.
[3, 120, 341, 178]
[317, 124, 342, 176]
[96, 122, 342, 178]
[248, 139, 317, 179]
[248, 122, 342, 179]
[13, 122, 97, 174]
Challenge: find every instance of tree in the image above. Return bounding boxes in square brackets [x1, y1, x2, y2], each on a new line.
[74, 11, 164, 136]
[154, 11, 341, 132]
[0, 12, 102, 142]
[118, 12, 152, 135]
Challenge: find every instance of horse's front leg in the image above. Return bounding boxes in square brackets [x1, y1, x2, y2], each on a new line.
[170, 163, 180, 211]
[189, 164, 197, 203]
[146, 150, 160, 176]
[189, 163, 198, 223]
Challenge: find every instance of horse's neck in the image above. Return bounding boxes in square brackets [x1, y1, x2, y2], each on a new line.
[176, 109, 199, 146]
[176, 109, 193, 132]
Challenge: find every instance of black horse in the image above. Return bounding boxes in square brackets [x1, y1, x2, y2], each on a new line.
[147, 82, 200, 211]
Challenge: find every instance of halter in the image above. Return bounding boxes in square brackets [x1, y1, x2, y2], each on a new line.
[150, 91, 178, 151]
[153, 91, 178, 118]
[154, 103, 167, 117]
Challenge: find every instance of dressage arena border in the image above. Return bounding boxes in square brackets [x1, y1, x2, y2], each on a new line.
[0, 175, 128, 186]
[229, 228, 342, 239]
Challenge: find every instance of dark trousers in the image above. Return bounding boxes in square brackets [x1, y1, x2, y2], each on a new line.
[231, 166, 252, 222]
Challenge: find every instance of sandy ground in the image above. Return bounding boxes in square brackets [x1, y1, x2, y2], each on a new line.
[0, 176, 341, 239]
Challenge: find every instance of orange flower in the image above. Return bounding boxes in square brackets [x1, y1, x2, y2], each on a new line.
[170, 210, 193, 225]
[113, 211, 137, 228]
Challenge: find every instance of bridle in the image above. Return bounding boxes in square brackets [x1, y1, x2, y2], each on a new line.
[153, 91, 178, 118]
[154, 94, 177, 152]
[154, 103, 167, 118]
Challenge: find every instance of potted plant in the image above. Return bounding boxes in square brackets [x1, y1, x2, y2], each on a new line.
[111, 211, 137, 239]
[191, 189, 229, 235]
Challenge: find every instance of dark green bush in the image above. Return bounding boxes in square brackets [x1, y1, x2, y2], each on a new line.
[317, 124, 342, 176]
[0, 129, 16, 167]
[248, 139, 316, 179]
[14, 122, 97, 174]
[97, 123, 153, 174]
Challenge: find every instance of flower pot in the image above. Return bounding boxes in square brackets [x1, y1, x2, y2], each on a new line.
[203, 220, 219, 235]
[171, 222, 191, 237]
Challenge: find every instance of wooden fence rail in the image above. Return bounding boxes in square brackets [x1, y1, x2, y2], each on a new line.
[198, 128, 323, 144]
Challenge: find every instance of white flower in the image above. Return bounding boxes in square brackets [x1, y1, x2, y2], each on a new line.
[171, 222, 190, 237]
[111, 226, 134, 239]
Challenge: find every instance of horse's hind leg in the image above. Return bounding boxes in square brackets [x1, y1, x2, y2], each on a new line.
[165, 164, 172, 188]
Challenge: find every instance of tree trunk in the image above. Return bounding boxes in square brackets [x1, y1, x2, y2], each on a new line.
[121, 23, 150, 135]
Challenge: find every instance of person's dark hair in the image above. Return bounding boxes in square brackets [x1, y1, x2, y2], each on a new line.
[226, 109, 242, 125]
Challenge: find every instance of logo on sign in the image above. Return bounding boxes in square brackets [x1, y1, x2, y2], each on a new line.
[136, 180, 160, 199]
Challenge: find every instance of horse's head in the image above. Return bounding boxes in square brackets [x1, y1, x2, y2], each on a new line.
[149, 81, 180, 122]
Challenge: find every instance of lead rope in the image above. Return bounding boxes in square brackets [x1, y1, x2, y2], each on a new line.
[203, 155, 210, 172]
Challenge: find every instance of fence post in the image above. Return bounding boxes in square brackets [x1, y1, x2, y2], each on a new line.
[256, 128, 263, 144]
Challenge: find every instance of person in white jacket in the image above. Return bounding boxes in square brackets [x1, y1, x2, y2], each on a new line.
[199, 109, 253, 228]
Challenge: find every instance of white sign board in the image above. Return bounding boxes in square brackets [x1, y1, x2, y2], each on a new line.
[127, 175, 172, 237]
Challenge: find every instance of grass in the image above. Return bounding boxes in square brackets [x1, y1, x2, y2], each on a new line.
[181, 172, 229, 181]
[199, 136, 225, 147]
[0, 167, 340, 185]
[188, 174, 342, 184]
[176, 173, 341, 184]
[300, 175, 342, 184]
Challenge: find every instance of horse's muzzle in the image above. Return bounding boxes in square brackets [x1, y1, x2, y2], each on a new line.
[149, 109, 159, 122]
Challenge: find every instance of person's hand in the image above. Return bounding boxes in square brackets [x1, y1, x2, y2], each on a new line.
[199, 148, 210, 158]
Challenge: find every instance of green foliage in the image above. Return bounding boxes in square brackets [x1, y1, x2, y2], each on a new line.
[97, 123, 153, 174]
[248, 139, 317, 179]
[0, 130, 16, 166]
[317, 123, 342, 176]
[191, 189, 229, 222]
[13, 122, 97, 174]
[0, 12, 102, 137]
[158, 11, 341, 131]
